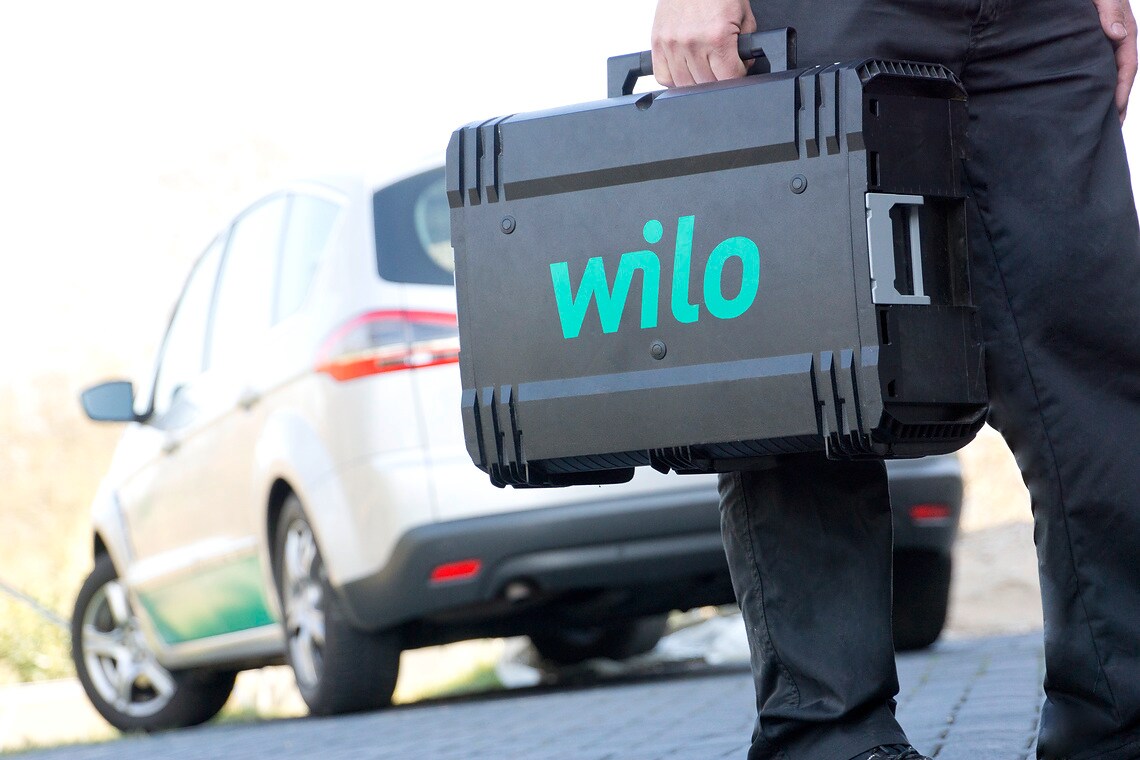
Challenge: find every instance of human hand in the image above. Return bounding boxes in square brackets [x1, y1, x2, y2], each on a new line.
[651, 0, 757, 87]
[1094, 0, 1138, 121]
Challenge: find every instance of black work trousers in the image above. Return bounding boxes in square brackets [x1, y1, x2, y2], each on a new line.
[724, 1, 1140, 758]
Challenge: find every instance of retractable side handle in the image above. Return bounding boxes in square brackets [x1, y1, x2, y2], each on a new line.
[866, 194, 931, 306]
[606, 28, 798, 98]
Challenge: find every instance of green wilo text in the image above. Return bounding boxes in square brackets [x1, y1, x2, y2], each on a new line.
[549, 216, 760, 340]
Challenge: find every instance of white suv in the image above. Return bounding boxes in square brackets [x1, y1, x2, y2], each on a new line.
[74, 165, 962, 732]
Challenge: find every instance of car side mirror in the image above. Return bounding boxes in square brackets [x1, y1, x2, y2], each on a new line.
[80, 380, 139, 423]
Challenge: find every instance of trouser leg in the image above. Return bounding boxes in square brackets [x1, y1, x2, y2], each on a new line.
[719, 457, 906, 760]
[736, 0, 1140, 756]
[723, 4, 970, 758]
[954, 3, 1140, 757]
[721, 4, 971, 758]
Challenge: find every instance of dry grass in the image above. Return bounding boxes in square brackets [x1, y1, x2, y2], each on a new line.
[957, 424, 1031, 532]
[947, 425, 1041, 637]
[1, 371, 125, 685]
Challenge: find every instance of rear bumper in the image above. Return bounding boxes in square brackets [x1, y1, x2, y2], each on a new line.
[339, 455, 963, 634]
[338, 482, 729, 632]
[886, 454, 963, 553]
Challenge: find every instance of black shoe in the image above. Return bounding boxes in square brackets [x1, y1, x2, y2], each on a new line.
[850, 745, 932, 760]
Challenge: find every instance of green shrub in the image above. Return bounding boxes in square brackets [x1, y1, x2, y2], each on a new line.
[0, 592, 74, 685]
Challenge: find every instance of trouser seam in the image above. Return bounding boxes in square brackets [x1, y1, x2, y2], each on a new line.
[737, 471, 802, 713]
[965, 0, 993, 64]
[965, 178, 1120, 726]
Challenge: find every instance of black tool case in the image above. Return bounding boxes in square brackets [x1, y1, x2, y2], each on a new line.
[448, 30, 987, 488]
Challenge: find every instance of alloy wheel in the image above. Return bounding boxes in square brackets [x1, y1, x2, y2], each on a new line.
[281, 518, 326, 690]
[80, 579, 176, 718]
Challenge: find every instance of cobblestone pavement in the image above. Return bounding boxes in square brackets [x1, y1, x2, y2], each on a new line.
[16, 633, 1044, 760]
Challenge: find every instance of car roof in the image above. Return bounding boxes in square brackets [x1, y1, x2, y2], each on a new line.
[205, 154, 445, 246]
[284, 154, 444, 199]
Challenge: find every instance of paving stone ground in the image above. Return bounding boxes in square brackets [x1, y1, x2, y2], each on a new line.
[14, 633, 1045, 760]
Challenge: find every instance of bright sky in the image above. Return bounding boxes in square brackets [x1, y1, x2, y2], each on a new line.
[0, 0, 659, 382]
[2, 0, 1138, 384]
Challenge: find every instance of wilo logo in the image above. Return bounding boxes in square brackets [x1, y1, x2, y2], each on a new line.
[548, 215, 761, 340]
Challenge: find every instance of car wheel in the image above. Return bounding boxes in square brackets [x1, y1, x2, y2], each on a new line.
[274, 495, 400, 716]
[71, 554, 236, 732]
[530, 614, 669, 665]
[892, 549, 952, 651]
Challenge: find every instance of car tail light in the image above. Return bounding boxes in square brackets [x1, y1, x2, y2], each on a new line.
[429, 559, 482, 584]
[315, 310, 460, 382]
[909, 503, 952, 523]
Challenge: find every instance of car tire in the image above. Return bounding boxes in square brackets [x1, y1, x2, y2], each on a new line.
[530, 614, 669, 665]
[71, 554, 236, 732]
[273, 494, 400, 716]
[892, 549, 952, 651]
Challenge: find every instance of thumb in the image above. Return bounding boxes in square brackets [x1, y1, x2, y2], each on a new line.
[1098, 0, 1129, 41]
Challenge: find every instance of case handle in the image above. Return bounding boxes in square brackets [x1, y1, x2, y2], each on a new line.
[607, 28, 797, 98]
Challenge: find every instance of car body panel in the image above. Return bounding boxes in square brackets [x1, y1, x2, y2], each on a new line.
[134, 552, 274, 644]
[338, 479, 732, 640]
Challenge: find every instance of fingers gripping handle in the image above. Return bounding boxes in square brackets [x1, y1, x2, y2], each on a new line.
[606, 28, 797, 98]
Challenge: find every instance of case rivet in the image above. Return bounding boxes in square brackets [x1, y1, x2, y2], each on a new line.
[650, 340, 667, 360]
[500, 216, 516, 234]
[790, 174, 808, 194]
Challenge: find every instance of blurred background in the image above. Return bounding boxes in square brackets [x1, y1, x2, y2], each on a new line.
[0, 0, 662, 688]
[1, 0, 1135, 746]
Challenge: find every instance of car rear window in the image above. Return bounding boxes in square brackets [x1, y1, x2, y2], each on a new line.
[373, 168, 453, 286]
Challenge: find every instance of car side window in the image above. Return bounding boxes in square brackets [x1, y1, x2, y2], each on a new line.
[207, 195, 287, 371]
[276, 194, 341, 321]
[150, 236, 225, 420]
